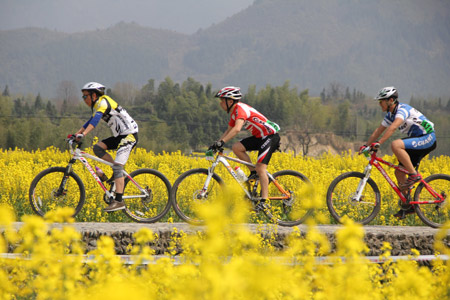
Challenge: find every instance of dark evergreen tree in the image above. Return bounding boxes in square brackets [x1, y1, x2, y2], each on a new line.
[34, 93, 43, 110]
[2, 85, 10, 97]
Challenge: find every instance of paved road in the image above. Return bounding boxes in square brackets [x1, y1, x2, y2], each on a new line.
[12, 222, 444, 236]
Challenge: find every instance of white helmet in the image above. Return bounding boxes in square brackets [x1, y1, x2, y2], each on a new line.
[215, 86, 242, 101]
[375, 86, 398, 100]
[82, 82, 106, 95]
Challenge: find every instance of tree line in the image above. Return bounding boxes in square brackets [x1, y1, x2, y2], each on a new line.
[1, 78, 449, 156]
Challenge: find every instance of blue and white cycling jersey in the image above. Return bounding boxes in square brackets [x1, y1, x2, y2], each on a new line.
[381, 103, 434, 137]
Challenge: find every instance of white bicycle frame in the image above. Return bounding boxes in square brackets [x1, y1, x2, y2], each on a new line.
[202, 151, 290, 201]
[67, 139, 149, 201]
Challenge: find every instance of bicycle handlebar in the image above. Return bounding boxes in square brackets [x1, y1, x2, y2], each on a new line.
[205, 147, 224, 155]
[360, 143, 380, 159]
[66, 134, 82, 150]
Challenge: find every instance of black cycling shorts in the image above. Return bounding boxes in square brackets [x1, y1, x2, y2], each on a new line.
[240, 133, 280, 165]
[102, 133, 138, 165]
[399, 141, 436, 170]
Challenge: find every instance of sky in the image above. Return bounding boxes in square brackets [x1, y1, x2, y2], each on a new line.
[0, 0, 254, 34]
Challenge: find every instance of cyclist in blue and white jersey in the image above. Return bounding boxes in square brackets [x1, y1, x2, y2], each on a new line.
[360, 86, 436, 218]
[75, 82, 139, 213]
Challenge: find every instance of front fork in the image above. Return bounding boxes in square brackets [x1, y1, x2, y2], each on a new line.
[56, 160, 76, 196]
[199, 162, 219, 198]
[353, 164, 373, 201]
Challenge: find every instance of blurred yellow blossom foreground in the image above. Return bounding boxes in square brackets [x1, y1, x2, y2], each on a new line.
[1, 147, 450, 225]
[1, 187, 450, 300]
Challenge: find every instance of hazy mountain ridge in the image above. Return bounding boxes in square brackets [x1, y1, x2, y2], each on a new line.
[1, 0, 449, 98]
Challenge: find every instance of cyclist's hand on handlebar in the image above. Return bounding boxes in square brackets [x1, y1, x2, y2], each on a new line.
[75, 133, 84, 142]
[209, 140, 225, 151]
[370, 142, 380, 151]
[359, 142, 380, 155]
[358, 144, 368, 154]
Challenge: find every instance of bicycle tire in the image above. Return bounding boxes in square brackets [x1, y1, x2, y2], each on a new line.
[122, 168, 172, 223]
[326, 172, 381, 225]
[170, 168, 224, 225]
[413, 174, 450, 228]
[264, 170, 314, 226]
[29, 167, 85, 218]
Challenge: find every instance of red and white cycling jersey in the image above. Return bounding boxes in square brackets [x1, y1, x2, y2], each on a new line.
[229, 102, 280, 138]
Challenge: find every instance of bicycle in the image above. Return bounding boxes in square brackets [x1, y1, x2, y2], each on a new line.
[29, 135, 172, 223]
[326, 143, 449, 228]
[170, 147, 313, 226]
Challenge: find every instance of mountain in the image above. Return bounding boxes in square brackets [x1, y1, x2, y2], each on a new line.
[1, 0, 449, 99]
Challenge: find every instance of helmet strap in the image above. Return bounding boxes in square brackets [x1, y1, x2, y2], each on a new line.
[90, 92, 97, 108]
[387, 98, 398, 112]
[226, 100, 237, 113]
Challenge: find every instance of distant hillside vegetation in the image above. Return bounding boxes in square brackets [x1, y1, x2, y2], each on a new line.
[1, 0, 449, 98]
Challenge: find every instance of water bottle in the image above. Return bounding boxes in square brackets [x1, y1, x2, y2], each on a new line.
[95, 166, 108, 182]
[205, 149, 214, 160]
[234, 166, 248, 182]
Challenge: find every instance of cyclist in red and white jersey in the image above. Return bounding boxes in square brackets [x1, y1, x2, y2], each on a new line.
[209, 86, 281, 209]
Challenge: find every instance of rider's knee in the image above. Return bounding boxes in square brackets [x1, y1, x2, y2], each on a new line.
[232, 142, 245, 153]
[112, 164, 124, 179]
[93, 144, 107, 158]
[255, 163, 267, 173]
[391, 139, 404, 152]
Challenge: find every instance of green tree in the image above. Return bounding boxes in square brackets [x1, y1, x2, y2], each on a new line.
[34, 93, 43, 111]
[2, 85, 10, 97]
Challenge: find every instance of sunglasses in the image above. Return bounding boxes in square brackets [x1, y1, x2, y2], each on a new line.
[82, 95, 88, 100]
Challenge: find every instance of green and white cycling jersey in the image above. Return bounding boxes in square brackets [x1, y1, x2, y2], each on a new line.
[381, 103, 434, 137]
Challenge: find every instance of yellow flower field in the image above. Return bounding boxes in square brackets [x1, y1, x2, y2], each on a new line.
[0, 195, 449, 299]
[1, 146, 450, 299]
[1, 146, 449, 225]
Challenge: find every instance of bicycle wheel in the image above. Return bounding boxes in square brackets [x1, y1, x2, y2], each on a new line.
[326, 172, 381, 225]
[171, 168, 224, 225]
[414, 174, 450, 228]
[29, 167, 85, 217]
[264, 170, 313, 226]
[122, 168, 172, 223]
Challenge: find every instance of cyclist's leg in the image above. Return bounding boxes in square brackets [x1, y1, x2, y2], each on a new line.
[113, 133, 138, 194]
[233, 137, 259, 173]
[391, 139, 415, 183]
[232, 141, 255, 172]
[255, 134, 280, 199]
[104, 134, 138, 211]
[93, 141, 114, 163]
[393, 136, 436, 218]
[256, 163, 269, 198]
[391, 132, 436, 183]
[395, 134, 437, 184]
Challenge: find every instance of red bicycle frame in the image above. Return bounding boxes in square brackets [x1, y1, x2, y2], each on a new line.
[366, 151, 445, 205]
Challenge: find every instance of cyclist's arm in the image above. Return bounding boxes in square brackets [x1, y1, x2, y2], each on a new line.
[81, 124, 96, 136]
[220, 118, 245, 143]
[378, 117, 403, 145]
[76, 117, 92, 134]
[365, 124, 386, 145]
[76, 112, 102, 136]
